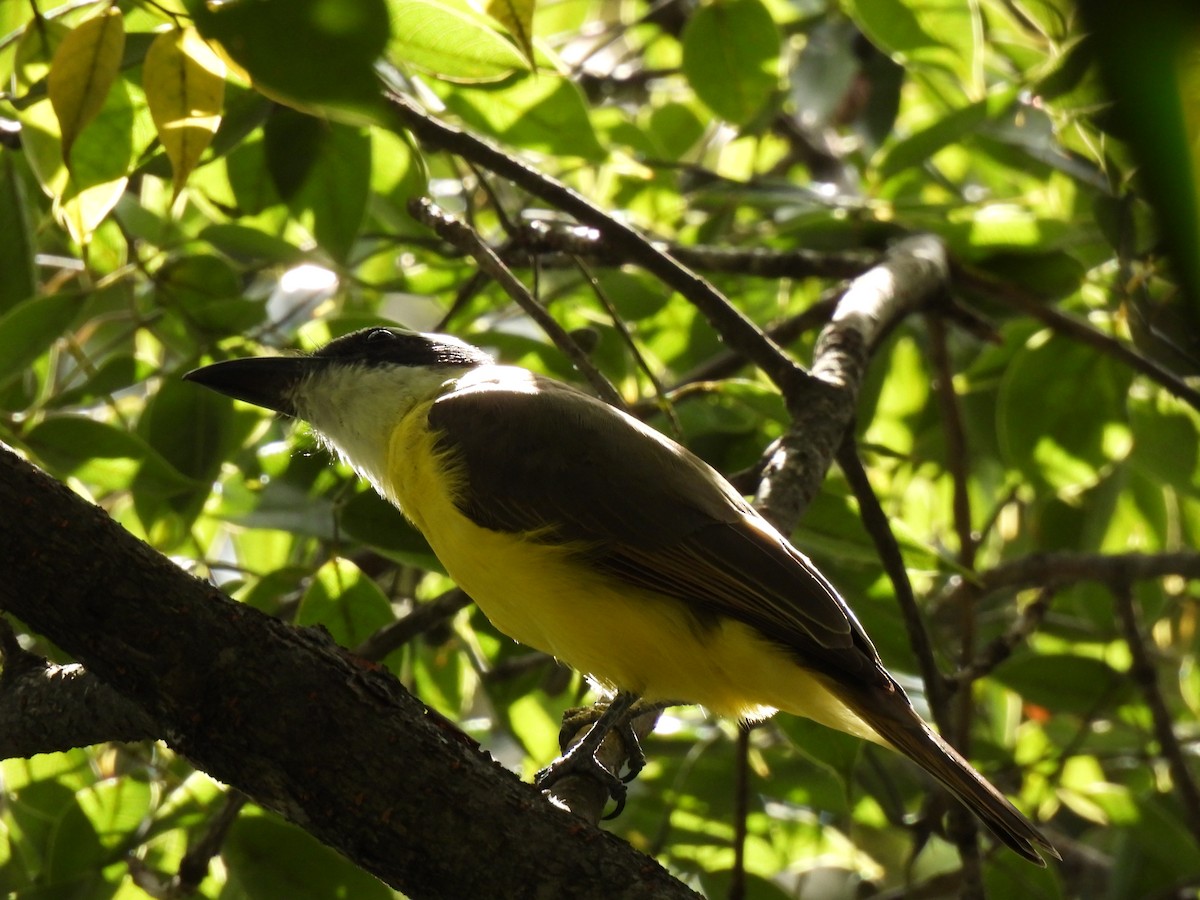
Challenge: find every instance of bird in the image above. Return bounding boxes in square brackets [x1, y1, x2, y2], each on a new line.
[185, 326, 1057, 865]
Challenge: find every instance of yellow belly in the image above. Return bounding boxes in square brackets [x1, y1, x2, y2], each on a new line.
[385, 402, 882, 741]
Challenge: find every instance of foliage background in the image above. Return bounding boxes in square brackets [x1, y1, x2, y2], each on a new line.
[1, 0, 1198, 897]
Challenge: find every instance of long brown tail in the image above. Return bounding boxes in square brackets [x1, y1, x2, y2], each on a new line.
[841, 680, 1058, 865]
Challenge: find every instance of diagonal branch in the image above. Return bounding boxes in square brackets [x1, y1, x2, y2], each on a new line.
[384, 90, 796, 390]
[953, 263, 1200, 412]
[0, 446, 699, 900]
[757, 234, 950, 532]
[0, 655, 159, 757]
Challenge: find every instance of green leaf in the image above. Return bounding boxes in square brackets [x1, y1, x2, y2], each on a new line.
[339, 488, 440, 569]
[45, 355, 156, 410]
[681, 0, 780, 126]
[998, 330, 1134, 493]
[134, 377, 257, 544]
[199, 223, 305, 265]
[1078, 2, 1200, 315]
[24, 416, 197, 496]
[993, 653, 1131, 715]
[143, 27, 227, 197]
[263, 110, 370, 260]
[646, 102, 706, 161]
[0, 292, 82, 392]
[1128, 389, 1200, 497]
[10, 18, 129, 243]
[484, 0, 536, 69]
[386, 0, 530, 81]
[296, 122, 371, 262]
[845, 0, 981, 97]
[876, 88, 1017, 179]
[296, 557, 395, 648]
[224, 813, 393, 900]
[188, 0, 390, 118]
[156, 254, 265, 335]
[48, 7, 126, 160]
[441, 74, 605, 160]
[263, 108, 324, 200]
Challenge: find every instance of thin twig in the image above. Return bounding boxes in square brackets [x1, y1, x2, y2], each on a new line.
[1112, 577, 1200, 844]
[956, 551, 1200, 603]
[354, 589, 473, 662]
[951, 587, 1057, 686]
[408, 197, 625, 409]
[730, 723, 750, 900]
[835, 438, 950, 722]
[174, 792, 250, 893]
[572, 255, 682, 435]
[953, 263, 1200, 412]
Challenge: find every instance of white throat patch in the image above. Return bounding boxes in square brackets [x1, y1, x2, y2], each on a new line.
[291, 362, 470, 494]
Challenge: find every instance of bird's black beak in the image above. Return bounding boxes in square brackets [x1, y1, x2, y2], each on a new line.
[184, 356, 320, 417]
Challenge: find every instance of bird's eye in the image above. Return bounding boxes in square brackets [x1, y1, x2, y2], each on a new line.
[366, 328, 394, 342]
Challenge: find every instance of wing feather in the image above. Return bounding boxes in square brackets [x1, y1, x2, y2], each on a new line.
[428, 375, 889, 687]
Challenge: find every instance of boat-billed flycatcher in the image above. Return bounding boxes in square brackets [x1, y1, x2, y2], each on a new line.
[186, 326, 1055, 865]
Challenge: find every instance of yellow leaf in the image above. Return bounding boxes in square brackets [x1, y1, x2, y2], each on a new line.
[483, 0, 536, 69]
[144, 28, 227, 198]
[48, 7, 126, 162]
[13, 18, 125, 244]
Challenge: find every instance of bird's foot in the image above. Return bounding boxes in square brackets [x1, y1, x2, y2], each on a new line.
[536, 694, 678, 818]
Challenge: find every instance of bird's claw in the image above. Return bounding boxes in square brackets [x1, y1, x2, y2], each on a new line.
[537, 692, 642, 817]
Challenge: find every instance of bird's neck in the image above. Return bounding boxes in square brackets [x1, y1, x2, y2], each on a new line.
[294, 363, 472, 492]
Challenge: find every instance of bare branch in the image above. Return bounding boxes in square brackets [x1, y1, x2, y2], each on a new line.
[953, 263, 1200, 412]
[965, 552, 1200, 601]
[757, 234, 951, 532]
[0, 658, 159, 758]
[409, 197, 626, 409]
[1112, 577, 1200, 844]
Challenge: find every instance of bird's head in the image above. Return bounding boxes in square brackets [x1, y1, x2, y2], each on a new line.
[185, 327, 493, 492]
[184, 327, 493, 418]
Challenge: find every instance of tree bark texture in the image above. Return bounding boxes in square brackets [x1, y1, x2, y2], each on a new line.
[0, 445, 699, 900]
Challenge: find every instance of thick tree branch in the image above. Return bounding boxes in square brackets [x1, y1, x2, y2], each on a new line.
[0, 446, 699, 900]
[0, 656, 159, 757]
[757, 234, 950, 531]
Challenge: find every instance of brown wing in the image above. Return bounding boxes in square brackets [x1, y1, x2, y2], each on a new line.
[427, 375, 891, 689]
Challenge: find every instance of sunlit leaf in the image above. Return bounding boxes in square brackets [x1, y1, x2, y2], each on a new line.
[47, 7, 125, 160]
[484, 0, 536, 69]
[385, 0, 530, 80]
[0, 152, 36, 314]
[0, 292, 82, 392]
[144, 27, 227, 197]
[296, 557, 394, 648]
[846, 0, 982, 99]
[681, 0, 780, 126]
[440, 73, 604, 159]
[187, 0, 390, 118]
